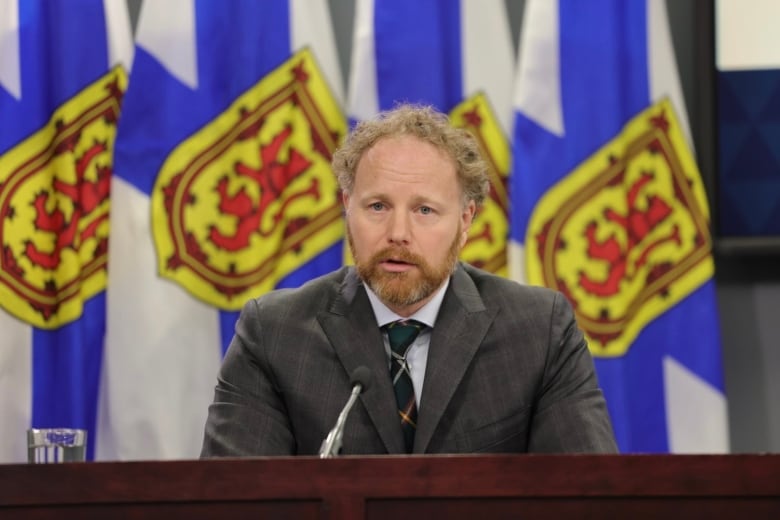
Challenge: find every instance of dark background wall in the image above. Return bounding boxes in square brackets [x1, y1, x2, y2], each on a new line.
[126, 0, 780, 453]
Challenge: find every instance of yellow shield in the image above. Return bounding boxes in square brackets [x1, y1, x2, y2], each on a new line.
[526, 99, 713, 357]
[0, 67, 126, 328]
[152, 48, 346, 309]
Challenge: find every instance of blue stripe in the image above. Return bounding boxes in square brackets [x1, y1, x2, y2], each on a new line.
[373, 0, 462, 112]
[113, 47, 204, 194]
[595, 281, 724, 452]
[276, 240, 344, 289]
[115, 0, 291, 195]
[0, 0, 108, 152]
[595, 333, 669, 453]
[32, 294, 106, 461]
[219, 311, 240, 356]
[558, 0, 648, 159]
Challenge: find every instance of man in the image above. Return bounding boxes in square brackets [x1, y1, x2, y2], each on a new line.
[201, 105, 617, 456]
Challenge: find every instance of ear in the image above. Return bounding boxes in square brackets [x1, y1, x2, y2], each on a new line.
[460, 200, 477, 245]
[342, 190, 350, 210]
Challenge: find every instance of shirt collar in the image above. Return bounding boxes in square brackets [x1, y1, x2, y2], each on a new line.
[364, 277, 450, 329]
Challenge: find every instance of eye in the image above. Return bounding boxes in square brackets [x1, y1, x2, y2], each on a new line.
[369, 202, 385, 211]
[419, 206, 433, 215]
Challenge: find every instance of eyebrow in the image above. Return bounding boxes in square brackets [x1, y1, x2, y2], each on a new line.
[358, 191, 444, 205]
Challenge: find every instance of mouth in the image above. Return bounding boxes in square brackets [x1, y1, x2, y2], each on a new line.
[379, 257, 417, 273]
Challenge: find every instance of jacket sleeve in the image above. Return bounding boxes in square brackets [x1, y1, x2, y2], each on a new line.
[200, 298, 296, 457]
[526, 292, 619, 453]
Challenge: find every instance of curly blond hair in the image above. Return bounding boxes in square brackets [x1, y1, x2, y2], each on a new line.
[332, 104, 490, 208]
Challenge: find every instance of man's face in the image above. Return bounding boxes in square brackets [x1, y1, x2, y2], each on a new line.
[343, 135, 475, 316]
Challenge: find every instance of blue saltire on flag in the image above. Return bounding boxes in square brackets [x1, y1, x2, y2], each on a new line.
[373, 0, 462, 112]
[99, 0, 345, 460]
[0, 0, 132, 462]
[511, 0, 728, 452]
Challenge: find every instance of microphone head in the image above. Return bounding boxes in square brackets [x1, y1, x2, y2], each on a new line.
[350, 366, 372, 393]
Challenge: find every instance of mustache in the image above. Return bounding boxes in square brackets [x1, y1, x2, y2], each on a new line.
[369, 246, 424, 266]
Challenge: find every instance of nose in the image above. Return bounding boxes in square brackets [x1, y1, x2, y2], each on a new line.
[387, 210, 411, 245]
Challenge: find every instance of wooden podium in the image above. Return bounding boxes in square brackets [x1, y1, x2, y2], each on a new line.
[1, 454, 779, 518]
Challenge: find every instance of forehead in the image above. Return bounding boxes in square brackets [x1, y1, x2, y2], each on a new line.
[355, 135, 457, 181]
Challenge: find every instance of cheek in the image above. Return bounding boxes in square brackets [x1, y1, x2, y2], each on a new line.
[425, 228, 459, 254]
[350, 217, 374, 239]
[347, 217, 382, 254]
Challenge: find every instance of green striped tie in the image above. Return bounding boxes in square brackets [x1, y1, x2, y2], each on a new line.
[385, 320, 425, 453]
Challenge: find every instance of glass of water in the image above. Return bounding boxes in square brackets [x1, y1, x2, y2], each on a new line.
[27, 428, 87, 463]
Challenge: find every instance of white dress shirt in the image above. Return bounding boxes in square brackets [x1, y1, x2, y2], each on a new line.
[364, 279, 449, 405]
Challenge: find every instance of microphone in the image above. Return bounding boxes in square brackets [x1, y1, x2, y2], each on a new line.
[318, 366, 372, 458]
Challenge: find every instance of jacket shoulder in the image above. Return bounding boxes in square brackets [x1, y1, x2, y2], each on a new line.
[460, 263, 560, 307]
[248, 266, 351, 312]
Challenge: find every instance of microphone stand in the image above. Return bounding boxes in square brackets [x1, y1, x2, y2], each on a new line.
[319, 383, 363, 458]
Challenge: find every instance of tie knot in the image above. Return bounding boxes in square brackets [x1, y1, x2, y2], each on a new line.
[384, 320, 425, 356]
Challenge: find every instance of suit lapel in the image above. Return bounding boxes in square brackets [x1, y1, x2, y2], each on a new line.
[317, 269, 406, 454]
[414, 266, 497, 453]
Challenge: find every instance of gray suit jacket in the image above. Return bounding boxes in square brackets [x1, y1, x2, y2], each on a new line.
[201, 263, 617, 456]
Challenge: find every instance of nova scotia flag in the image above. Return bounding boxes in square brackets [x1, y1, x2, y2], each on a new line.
[98, 0, 345, 460]
[0, 0, 132, 462]
[511, 0, 729, 452]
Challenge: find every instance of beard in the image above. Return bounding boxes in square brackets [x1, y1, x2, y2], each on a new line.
[348, 225, 462, 310]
